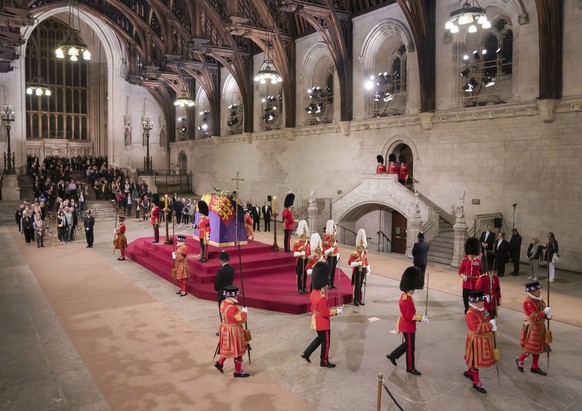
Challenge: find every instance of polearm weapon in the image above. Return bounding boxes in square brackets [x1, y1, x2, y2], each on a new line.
[362, 249, 368, 305]
[232, 172, 251, 365]
[112, 203, 118, 256]
[172, 213, 178, 293]
[546, 253, 551, 368]
[424, 268, 430, 317]
[489, 270, 500, 386]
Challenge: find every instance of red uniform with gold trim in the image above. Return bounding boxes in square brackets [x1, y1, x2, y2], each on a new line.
[396, 292, 422, 333]
[376, 164, 387, 174]
[244, 213, 254, 239]
[476, 273, 501, 313]
[348, 249, 368, 305]
[322, 234, 338, 256]
[399, 163, 409, 183]
[387, 162, 400, 175]
[150, 204, 160, 225]
[113, 223, 127, 250]
[310, 288, 331, 331]
[306, 253, 325, 272]
[199, 215, 211, 240]
[282, 207, 294, 230]
[218, 299, 248, 358]
[464, 307, 495, 369]
[459, 256, 481, 291]
[174, 243, 189, 280]
[520, 296, 547, 354]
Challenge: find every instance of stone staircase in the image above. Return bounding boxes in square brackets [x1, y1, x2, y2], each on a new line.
[428, 217, 454, 265]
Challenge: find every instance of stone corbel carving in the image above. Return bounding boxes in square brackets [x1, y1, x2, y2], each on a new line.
[419, 112, 433, 130]
[244, 132, 253, 144]
[571, 103, 582, 112]
[339, 121, 351, 136]
[537, 99, 560, 122]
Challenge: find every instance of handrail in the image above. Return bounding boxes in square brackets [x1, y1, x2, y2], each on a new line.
[376, 230, 392, 253]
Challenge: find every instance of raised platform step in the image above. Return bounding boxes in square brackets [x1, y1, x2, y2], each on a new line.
[429, 255, 453, 266]
[126, 236, 353, 314]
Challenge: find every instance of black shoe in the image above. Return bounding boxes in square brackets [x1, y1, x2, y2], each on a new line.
[200, 259, 207, 263]
[234, 371, 250, 378]
[511, 273, 519, 277]
[463, 371, 474, 381]
[386, 355, 397, 366]
[213, 362, 224, 374]
[498, 274, 504, 277]
[354, 302, 359, 307]
[179, 292, 187, 297]
[86, 245, 90, 248]
[359, 301, 365, 306]
[176, 291, 182, 295]
[320, 362, 336, 368]
[473, 383, 487, 394]
[407, 369, 421, 376]
[301, 353, 311, 363]
[215, 332, 219, 336]
[516, 359, 524, 372]
[531, 367, 547, 376]
[152, 241, 158, 243]
[298, 290, 303, 295]
[330, 285, 337, 289]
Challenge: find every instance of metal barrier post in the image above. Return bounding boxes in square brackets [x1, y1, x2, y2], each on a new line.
[377, 372, 383, 411]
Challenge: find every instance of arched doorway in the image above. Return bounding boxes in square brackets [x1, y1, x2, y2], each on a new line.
[387, 143, 415, 186]
[178, 151, 188, 174]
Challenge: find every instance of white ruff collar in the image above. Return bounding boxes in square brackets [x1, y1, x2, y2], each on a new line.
[469, 302, 484, 311]
[527, 292, 542, 300]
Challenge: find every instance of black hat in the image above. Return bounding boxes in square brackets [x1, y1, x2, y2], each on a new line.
[284, 193, 295, 208]
[388, 153, 397, 162]
[525, 281, 542, 292]
[223, 285, 240, 297]
[198, 200, 209, 216]
[311, 261, 330, 290]
[417, 232, 424, 240]
[399, 154, 407, 163]
[464, 237, 480, 256]
[399, 266, 421, 292]
[118, 216, 125, 222]
[177, 235, 186, 243]
[219, 250, 230, 261]
[152, 193, 160, 205]
[468, 290, 486, 302]
[86, 209, 92, 214]
[377, 155, 384, 163]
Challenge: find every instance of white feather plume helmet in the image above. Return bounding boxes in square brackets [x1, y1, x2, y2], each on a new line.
[296, 220, 310, 237]
[310, 233, 322, 252]
[325, 219, 336, 235]
[356, 228, 368, 248]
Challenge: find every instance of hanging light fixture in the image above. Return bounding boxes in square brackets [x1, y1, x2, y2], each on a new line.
[445, 1, 490, 34]
[55, 0, 91, 61]
[254, 31, 283, 85]
[26, 77, 52, 96]
[174, 93, 195, 107]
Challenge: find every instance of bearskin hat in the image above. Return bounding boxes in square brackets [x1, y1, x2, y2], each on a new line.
[152, 193, 160, 205]
[325, 219, 336, 236]
[399, 154, 407, 164]
[284, 193, 295, 208]
[388, 153, 397, 163]
[310, 233, 322, 253]
[311, 261, 330, 290]
[296, 220, 309, 237]
[377, 155, 384, 164]
[464, 237, 480, 256]
[400, 266, 421, 292]
[355, 228, 368, 249]
[198, 200, 209, 216]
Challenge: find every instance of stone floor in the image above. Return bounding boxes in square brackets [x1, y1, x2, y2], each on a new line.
[1, 217, 581, 410]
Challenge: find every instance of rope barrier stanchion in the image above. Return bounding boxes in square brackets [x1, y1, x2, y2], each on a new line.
[382, 381, 405, 411]
[377, 373, 383, 411]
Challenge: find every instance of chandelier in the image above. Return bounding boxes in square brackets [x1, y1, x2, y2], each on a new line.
[174, 94, 195, 107]
[254, 32, 283, 85]
[55, 0, 91, 61]
[445, 1, 491, 34]
[26, 77, 52, 96]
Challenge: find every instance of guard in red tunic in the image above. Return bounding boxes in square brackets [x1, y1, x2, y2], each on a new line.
[348, 229, 369, 306]
[306, 233, 326, 293]
[196, 200, 211, 262]
[282, 193, 295, 252]
[398, 154, 409, 185]
[113, 216, 128, 261]
[459, 237, 482, 314]
[464, 290, 497, 394]
[387, 154, 400, 175]
[301, 262, 342, 367]
[476, 270, 501, 319]
[376, 155, 386, 174]
[213, 285, 250, 378]
[386, 267, 429, 375]
[244, 211, 254, 240]
[516, 281, 552, 376]
[322, 219, 339, 289]
[173, 235, 189, 297]
[293, 220, 310, 294]
[150, 202, 160, 243]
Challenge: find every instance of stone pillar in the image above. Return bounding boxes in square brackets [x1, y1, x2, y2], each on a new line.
[1, 174, 20, 201]
[406, 213, 422, 258]
[452, 218, 468, 268]
[308, 202, 318, 235]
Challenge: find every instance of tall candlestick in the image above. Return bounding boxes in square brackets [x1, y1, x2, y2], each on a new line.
[165, 194, 168, 209]
[273, 195, 277, 213]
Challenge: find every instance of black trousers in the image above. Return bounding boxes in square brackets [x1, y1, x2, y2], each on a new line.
[511, 254, 520, 274]
[353, 268, 365, 304]
[296, 259, 307, 292]
[85, 228, 94, 246]
[463, 288, 471, 314]
[284, 229, 292, 252]
[304, 330, 331, 365]
[153, 223, 159, 242]
[263, 218, 270, 232]
[327, 255, 338, 287]
[416, 265, 426, 289]
[200, 238, 207, 260]
[388, 332, 416, 371]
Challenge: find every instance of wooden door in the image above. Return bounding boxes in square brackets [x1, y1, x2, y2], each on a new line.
[391, 211, 407, 254]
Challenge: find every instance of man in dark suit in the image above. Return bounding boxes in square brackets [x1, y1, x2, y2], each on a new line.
[252, 204, 261, 231]
[412, 232, 430, 289]
[508, 228, 523, 276]
[214, 251, 235, 320]
[493, 232, 510, 276]
[262, 201, 272, 232]
[479, 224, 495, 271]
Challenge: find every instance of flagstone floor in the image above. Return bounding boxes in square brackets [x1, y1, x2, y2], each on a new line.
[1, 217, 581, 410]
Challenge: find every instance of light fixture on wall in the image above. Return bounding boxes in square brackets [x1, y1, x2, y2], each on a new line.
[26, 77, 52, 96]
[142, 113, 153, 174]
[54, 0, 91, 61]
[445, 1, 490, 34]
[174, 93, 195, 107]
[1, 103, 16, 174]
[254, 31, 283, 85]
[227, 104, 242, 133]
[197, 110, 211, 134]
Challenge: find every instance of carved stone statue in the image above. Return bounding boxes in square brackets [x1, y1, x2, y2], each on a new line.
[452, 191, 466, 220]
[309, 189, 316, 206]
[411, 190, 421, 216]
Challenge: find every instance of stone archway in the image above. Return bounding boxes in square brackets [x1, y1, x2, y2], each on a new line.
[178, 151, 188, 174]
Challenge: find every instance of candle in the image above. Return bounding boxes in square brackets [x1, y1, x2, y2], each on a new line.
[164, 194, 168, 209]
[273, 196, 276, 213]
